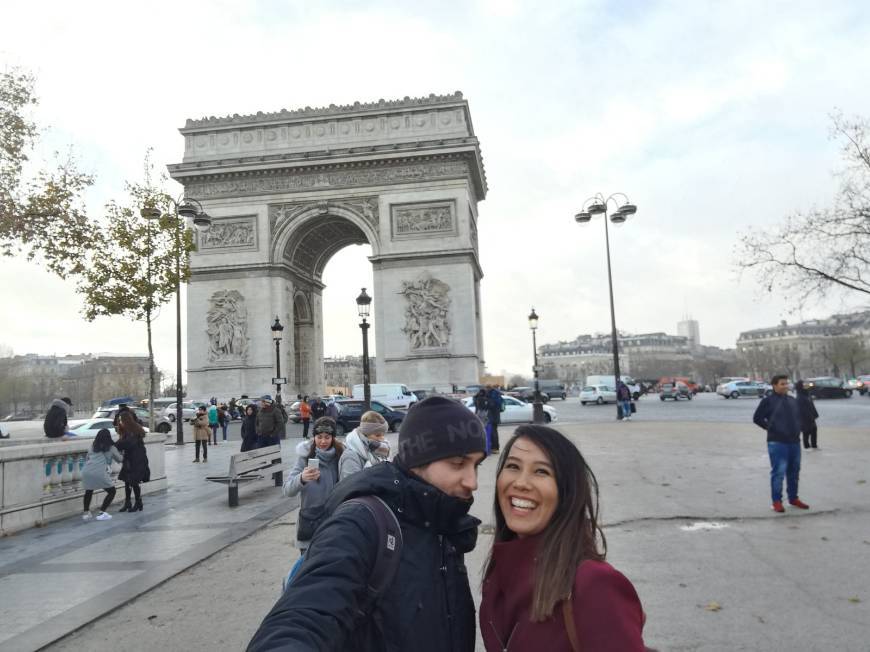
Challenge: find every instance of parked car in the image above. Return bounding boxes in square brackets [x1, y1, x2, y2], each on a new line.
[68, 418, 151, 437]
[804, 377, 853, 399]
[717, 380, 766, 399]
[660, 382, 692, 401]
[462, 395, 556, 423]
[507, 386, 552, 403]
[160, 402, 201, 422]
[579, 385, 617, 405]
[334, 400, 405, 436]
[91, 406, 172, 432]
[538, 380, 567, 400]
[1, 412, 38, 421]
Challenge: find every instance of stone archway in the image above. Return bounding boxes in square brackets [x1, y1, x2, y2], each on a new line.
[168, 92, 487, 399]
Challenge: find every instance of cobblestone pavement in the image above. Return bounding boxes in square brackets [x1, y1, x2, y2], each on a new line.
[13, 417, 868, 652]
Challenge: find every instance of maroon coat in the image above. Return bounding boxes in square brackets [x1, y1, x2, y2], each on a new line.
[480, 534, 646, 651]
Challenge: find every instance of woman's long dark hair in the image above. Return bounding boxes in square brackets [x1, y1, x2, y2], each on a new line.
[484, 425, 607, 622]
[118, 410, 146, 439]
[92, 428, 115, 453]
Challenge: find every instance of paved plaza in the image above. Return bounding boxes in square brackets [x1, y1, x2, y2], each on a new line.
[1, 395, 868, 650]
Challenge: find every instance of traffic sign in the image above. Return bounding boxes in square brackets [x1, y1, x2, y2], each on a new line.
[272, 377, 287, 385]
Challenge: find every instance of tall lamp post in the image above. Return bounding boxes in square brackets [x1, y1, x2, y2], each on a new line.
[271, 317, 284, 404]
[142, 198, 212, 445]
[356, 288, 372, 411]
[528, 308, 545, 424]
[574, 192, 638, 420]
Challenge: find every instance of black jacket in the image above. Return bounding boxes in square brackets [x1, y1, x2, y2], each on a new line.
[753, 393, 801, 443]
[796, 392, 819, 430]
[116, 435, 149, 484]
[248, 462, 480, 652]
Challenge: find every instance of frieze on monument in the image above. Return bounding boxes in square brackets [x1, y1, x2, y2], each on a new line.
[268, 196, 379, 233]
[206, 290, 250, 363]
[185, 159, 469, 200]
[391, 200, 455, 239]
[399, 274, 451, 350]
[199, 217, 257, 250]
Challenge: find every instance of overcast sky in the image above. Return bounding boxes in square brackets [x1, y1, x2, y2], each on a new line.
[2, 0, 869, 380]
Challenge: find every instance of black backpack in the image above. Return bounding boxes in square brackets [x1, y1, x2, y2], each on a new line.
[284, 495, 403, 607]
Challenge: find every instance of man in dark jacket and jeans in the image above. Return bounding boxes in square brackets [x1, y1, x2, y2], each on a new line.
[753, 374, 810, 513]
[248, 395, 487, 651]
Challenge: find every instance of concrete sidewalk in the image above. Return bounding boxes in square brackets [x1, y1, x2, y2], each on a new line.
[5, 421, 870, 651]
[0, 439, 300, 652]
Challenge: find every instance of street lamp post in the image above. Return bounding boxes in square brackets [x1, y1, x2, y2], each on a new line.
[574, 193, 638, 420]
[271, 317, 284, 404]
[528, 308, 545, 424]
[356, 288, 372, 411]
[142, 197, 212, 445]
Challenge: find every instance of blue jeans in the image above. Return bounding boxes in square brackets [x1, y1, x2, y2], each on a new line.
[768, 442, 801, 502]
[620, 400, 632, 418]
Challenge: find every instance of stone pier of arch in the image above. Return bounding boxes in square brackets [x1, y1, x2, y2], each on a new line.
[168, 92, 488, 400]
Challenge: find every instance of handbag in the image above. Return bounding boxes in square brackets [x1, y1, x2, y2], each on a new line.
[630, 402, 637, 414]
[297, 503, 328, 541]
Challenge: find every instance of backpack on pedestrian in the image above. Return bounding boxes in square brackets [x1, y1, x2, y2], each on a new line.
[282, 495, 403, 602]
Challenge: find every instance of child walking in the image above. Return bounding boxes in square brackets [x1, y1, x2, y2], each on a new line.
[81, 429, 122, 521]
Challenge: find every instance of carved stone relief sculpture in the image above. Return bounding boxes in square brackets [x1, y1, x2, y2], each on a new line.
[199, 218, 256, 250]
[206, 290, 249, 363]
[391, 201, 455, 239]
[399, 274, 451, 349]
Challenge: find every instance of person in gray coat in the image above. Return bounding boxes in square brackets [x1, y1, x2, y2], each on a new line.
[338, 410, 390, 481]
[81, 429, 122, 521]
[283, 417, 344, 551]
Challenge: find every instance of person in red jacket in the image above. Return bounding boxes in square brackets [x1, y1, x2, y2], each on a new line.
[480, 424, 647, 651]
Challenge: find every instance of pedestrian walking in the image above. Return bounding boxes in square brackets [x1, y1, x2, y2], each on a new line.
[255, 396, 281, 448]
[617, 380, 633, 421]
[43, 397, 74, 439]
[473, 388, 488, 422]
[247, 395, 487, 651]
[480, 425, 647, 651]
[338, 410, 390, 481]
[325, 398, 339, 420]
[486, 385, 503, 453]
[240, 404, 258, 452]
[218, 403, 230, 441]
[299, 396, 311, 439]
[229, 397, 238, 420]
[753, 374, 810, 513]
[192, 406, 210, 462]
[795, 381, 820, 450]
[81, 429, 122, 521]
[310, 395, 327, 421]
[207, 403, 220, 445]
[274, 399, 288, 440]
[282, 417, 345, 553]
[115, 410, 149, 513]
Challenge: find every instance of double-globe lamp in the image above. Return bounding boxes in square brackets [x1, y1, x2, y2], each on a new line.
[140, 197, 212, 445]
[528, 307, 545, 424]
[574, 193, 638, 421]
[271, 317, 285, 404]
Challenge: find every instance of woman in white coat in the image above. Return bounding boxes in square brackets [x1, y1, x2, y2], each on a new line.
[338, 410, 390, 481]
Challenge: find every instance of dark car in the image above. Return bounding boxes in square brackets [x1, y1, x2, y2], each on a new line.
[804, 377, 853, 399]
[660, 382, 692, 401]
[335, 400, 404, 436]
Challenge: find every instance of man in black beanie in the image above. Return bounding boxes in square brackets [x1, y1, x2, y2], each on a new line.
[249, 396, 487, 652]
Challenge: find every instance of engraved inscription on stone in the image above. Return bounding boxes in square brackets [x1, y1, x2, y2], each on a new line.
[199, 217, 256, 250]
[391, 201, 455, 239]
[399, 274, 451, 349]
[206, 290, 249, 363]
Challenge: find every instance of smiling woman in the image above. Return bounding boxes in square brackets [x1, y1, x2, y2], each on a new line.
[480, 425, 648, 651]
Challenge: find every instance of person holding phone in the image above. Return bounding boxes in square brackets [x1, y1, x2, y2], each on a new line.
[282, 417, 344, 551]
[480, 425, 647, 651]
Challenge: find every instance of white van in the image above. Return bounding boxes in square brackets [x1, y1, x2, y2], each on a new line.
[352, 383, 418, 410]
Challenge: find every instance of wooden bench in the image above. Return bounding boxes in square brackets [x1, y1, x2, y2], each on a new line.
[206, 445, 283, 507]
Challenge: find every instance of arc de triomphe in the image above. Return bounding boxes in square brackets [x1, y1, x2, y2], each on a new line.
[168, 92, 487, 399]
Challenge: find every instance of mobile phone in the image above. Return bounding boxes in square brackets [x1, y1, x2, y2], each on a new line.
[307, 458, 320, 470]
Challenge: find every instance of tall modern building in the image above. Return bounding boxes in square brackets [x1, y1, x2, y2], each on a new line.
[677, 318, 701, 352]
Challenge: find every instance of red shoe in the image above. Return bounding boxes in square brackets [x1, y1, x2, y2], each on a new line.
[771, 501, 785, 513]
[789, 498, 810, 509]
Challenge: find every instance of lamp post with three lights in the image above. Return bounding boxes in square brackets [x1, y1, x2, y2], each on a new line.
[356, 288, 372, 411]
[574, 193, 638, 420]
[528, 308, 545, 424]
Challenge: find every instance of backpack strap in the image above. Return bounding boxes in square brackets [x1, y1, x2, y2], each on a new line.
[341, 495, 404, 613]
